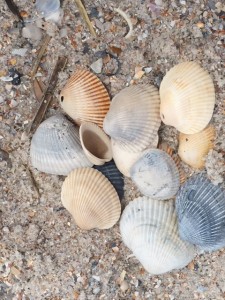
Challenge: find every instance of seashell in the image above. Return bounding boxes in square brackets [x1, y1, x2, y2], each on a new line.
[120, 197, 195, 274]
[30, 114, 92, 175]
[160, 62, 215, 134]
[60, 69, 110, 127]
[130, 149, 180, 200]
[176, 174, 225, 251]
[178, 126, 215, 169]
[103, 85, 161, 152]
[61, 168, 121, 230]
[79, 122, 112, 165]
[94, 160, 124, 199]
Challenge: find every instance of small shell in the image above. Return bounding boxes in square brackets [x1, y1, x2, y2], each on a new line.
[79, 122, 112, 165]
[178, 126, 215, 169]
[30, 114, 92, 175]
[130, 149, 180, 200]
[94, 160, 124, 199]
[120, 197, 195, 274]
[60, 69, 110, 127]
[160, 62, 215, 134]
[103, 85, 160, 152]
[61, 168, 121, 230]
[176, 174, 225, 251]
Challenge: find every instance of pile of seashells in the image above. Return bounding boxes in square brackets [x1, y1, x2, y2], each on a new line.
[30, 62, 225, 275]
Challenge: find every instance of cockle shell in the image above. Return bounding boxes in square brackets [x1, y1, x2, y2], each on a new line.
[30, 114, 92, 175]
[103, 85, 161, 152]
[176, 174, 225, 251]
[79, 122, 112, 165]
[160, 62, 215, 134]
[130, 149, 180, 200]
[120, 197, 195, 274]
[178, 126, 215, 169]
[60, 69, 110, 127]
[61, 168, 121, 230]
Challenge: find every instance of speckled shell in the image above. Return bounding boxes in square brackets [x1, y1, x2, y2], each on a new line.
[30, 114, 92, 175]
[130, 149, 180, 200]
[120, 197, 195, 274]
[61, 168, 121, 230]
[178, 126, 215, 169]
[103, 85, 161, 152]
[79, 122, 112, 165]
[60, 69, 110, 127]
[160, 62, 215, 134]
[176, 174, 225, 251]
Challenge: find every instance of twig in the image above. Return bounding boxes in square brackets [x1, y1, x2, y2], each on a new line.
[74, 0, 97, 37]
[114, 8, 133, 39]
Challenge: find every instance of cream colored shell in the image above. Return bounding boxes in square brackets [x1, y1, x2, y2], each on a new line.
[160, 62, 215, 134]
[61, 168, 121, 230]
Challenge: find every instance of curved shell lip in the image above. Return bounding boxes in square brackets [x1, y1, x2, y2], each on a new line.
[79, 122, 112, 165]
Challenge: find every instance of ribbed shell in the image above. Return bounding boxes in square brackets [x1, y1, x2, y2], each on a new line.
[120, 197, 195, 274]
[79, 122, 112, 165]
[130, 149, 180, 200]
[176, 174, 225, 251]
[30, 114, 92, 175]
[160, 62, 215, 134]
[60, 69, 110, 127]
[103, 85, 161, 152]
[178, 126, 215, 169]
[61, 168, 121, 230]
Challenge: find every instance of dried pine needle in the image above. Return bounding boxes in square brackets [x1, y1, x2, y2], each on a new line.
[114, 8, 133, 39]
[74, 0, 96, 37]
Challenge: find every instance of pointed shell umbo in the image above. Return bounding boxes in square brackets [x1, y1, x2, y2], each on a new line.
[103, 85, 161, 152]
[176, 174, 225, 251]
[178, 126, 215, 169]
[30, 114, 92, 175]
[120, 197, 195, 274]
[79, 122, 112, 165]
[61, 168, 121, 230]
[130, 149, 180, 200]
[60, 69, 110, 128]
[160, 62, 215, 134]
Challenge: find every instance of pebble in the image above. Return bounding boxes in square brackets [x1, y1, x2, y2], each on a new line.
[12, 48, 28, 57]
[120, 280, 129, 292]
[22, 24, 43, 40]
[0, 96, 4, 103]
[90, 58, 103, 74]
[92, 275, 101, 281]
[93, 287, 100, 294]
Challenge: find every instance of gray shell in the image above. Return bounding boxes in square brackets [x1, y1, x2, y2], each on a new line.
[30, 114, 92, 175]
[176, 174, 225, 251]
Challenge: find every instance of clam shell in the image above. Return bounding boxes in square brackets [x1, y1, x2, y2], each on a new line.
[130, 149, 180, 200]
[30, 114, 92, 175]
[120, 197, 195, 274]
[103, 85, 161, 152]
[60, 69, 110, 127]
[94, 160, 124, 199]
[61, 168, 121, 230]
[160, 62, 215, 134]
[178, 126, 215, 169]
[176, 174, 225, 251]
[79, 122, 112, 165]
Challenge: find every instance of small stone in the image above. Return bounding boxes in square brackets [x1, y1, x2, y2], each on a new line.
[144, 67, 153, 73]
[93, 287, 100, 294]
[22, 24, 42, 40]
[120, 280, 129, 292]
[92, 275, 101, 281]
[0, 96, 4, 103]
[196, 22, 204, 28]
[12, 48, 28, 57]
[9, 99, 18, 108]
[188, 261, 195, 270]
[90, 58, 103, 74]
[5, 84, 12, 91]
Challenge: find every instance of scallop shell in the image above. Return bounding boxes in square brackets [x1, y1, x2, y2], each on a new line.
[103, 85, 161, 152]
[120, 197, 195, 274]
[176, 174, 225, 251]
[60, 69, 110, 127]
[130, 149, 180, 200]
[61, 168, 121, 230]
[94, 160, 124, 199]
[30, 114, 92, 175]
[79, 122, 112, 165]
[178, 126, 215, 169]
[160, 62, 215, 134]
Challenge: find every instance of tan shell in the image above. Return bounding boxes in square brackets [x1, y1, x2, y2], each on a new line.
[178, 126, 215, 169]
[103, 85, 161, 152]
[61, 168, 121, 230]
[60, 69, 110, 127]
[160, 62, 215, 134]
[79, 122, 112, 165]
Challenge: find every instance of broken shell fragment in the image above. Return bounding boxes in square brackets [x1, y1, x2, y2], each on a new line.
[160, 62, 215, 134]
[61, 168, 121, 230]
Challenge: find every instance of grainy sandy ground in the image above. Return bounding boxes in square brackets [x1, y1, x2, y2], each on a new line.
[0, 0, 225, 299]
